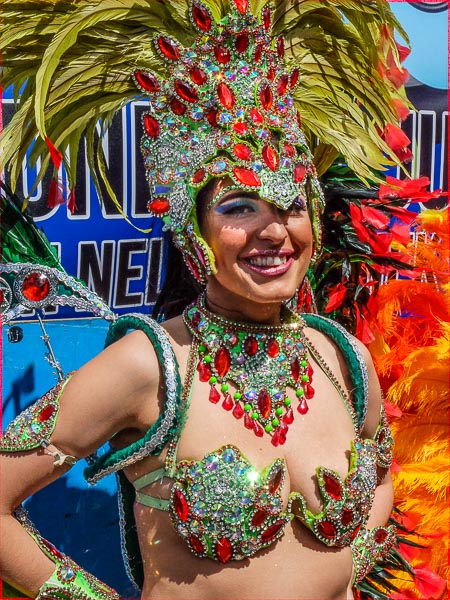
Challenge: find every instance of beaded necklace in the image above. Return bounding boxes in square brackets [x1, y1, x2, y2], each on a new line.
[182, 295, 315, 446]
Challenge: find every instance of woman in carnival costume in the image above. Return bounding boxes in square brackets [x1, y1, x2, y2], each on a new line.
[0, 0, 440, 598]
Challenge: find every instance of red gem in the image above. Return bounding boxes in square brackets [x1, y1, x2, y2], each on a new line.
[209, 386, 221, 404]
[323, 473, 343, 500]
[235, 33, 249, 53]
[222, 393, 234, 411]
[0, 289, 4, 305]
[233, 122, 249, 135]
[260, 520, 285, 543]
[37, 404, 56, 422]
[253, 421, 264, 437]
[174, 80, 198, 103]
[190, 67, 207, 86]
[134, 70, 160, 93]
[192, 168, 206, 184]
[282, 408, 294, 425]
[290, 67, 300, 89]
[276, 36, 285, 59]
[283, 143, 295, 157]
[217, 82, 235, 110]
[233, 0, 248, 14]
[297, 398, 308, 414]
[192, 311, 201, 327]
[233, 167, 261, 188]
[189, 535, 205, 554]
[267, 339, 279, 357]
[170, 98, 186, 115]
[257, 389, 271, 419]
[259, 85, 273, 110]
[143, 114, 160, 138]
[317, 521, 337, 540]
[277, 74, 289, 96]
[351, 525, 361, 541]
[215, 346, 231, 377]
[268, 466, 283, 494]
[250, 108, 264, 124]
[197, 360, 211, 382]
[173, 489, 189, 522]
[342, 508, 353, 526]
[148, 198, 170, 214]
[215, 537, 233, 563]
[22, 272, 50, 302]
[305, 384, 314, 399]
[374, 529, 388, 544]
[41, 539, 63, 559]
[267, 66, 276, 82]
[262, 144, 279, 171]
[294, 163, 307, 183]
[307, 364, 314, 379]
[192, 2, 212, 32]
[254, 45, 263, 63]
[271, 429, 280, 447]
[278, 428, 287, 445]
[215, 46, 231, 64]
[232, 402, 244, 419]
[206, 108, 218, 126]
[262, 6, 271, 31]
[297, 111, 302, 127]
[251, 509, 267, 527]
[234, 143, 253, 161]
[244, 336, 258, 356]
[291, 358, 300, 381]
[157, 36, 181, 61]
[244, 413, 254, 430]
[378, 429, 386, 443]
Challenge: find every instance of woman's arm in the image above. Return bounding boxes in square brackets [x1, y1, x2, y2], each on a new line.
[0, 329, 161, 597]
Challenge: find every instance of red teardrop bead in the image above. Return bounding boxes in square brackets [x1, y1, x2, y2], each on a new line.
[294, 163, 307, 183]
[148, 198, 170, 214]
[192, 168, 206, 184]
[290, 67, 300, 88]
[278, 428, 287, 445]
[244, 413, 254, 430]
[244, 336, 258, 356]
[262, 6, 271, 31]
[170, 98, 186, 115]
[260, 520, 285, 542]
[206, 108, 218, 126]
[192, 2, 212, 32]
[297, 398, 308, 414]
[374, 529, 388, 544]
[189, 534, 205, 554]
[143, 114, 160, 138]
[233, 167, 261, 188]
[262, 144, 279, 171]
[307, 364, 314, 379]
[209, 386, 221, 404]
[305, 384, 314, 399]
[215, 46, 231, 64]
[251, 509, 267, 527]
[257, 389, 271, 419]
[215, 537, 233, 563]
[282, 408, 294, 425]
[253, 421, 264, 437]
[134, 70, 160, 93]
[271, 429, 280, 447]
[268, 466, 283, 494]
[173, 489, 189, 521]
[234, 144, 253, 161]
[190, 67, 207, 86]
[250, 108, 264, 124]
[254, 45, 263, 63]
[222, 393, 234, 411]
[197, 360, 212, 382]
[22, 273, 50, 302]
[38, 404, 56, 422]
[323, 473, 343, 500]
[233, 0, 249, 14]
[157, 36, 181, 61]
[341, 508, 353, 526]
[217, 82, 235, 109]
[235, 33, 249, 53]
[174, 80, 198, 103]
[233, 122, 249, 135]
[215, 346, 231, 377]
[277, 74, 289, 96]
[283, 143, 295, 157]
[232, 402, 244, 419]
[317, 521, 337, 540]
[259, 85, 273, 110]
[267, 339, 279, 357]
[291, 357, 300, 381]
[276, 36, 285, 59]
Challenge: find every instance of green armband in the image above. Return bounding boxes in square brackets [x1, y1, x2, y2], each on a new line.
[351, 525, 397, 584]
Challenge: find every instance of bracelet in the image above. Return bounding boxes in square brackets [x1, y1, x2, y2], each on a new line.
[351, 525, 397, 584]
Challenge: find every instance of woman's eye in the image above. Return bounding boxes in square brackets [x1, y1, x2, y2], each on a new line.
[286, 197, 307, 215]
[215, 200, 256, 215]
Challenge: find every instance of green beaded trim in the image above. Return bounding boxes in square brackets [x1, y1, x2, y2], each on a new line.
[351, 525, 397, 584]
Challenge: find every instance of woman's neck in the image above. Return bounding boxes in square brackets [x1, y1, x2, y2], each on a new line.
[204, 288, 283, 326]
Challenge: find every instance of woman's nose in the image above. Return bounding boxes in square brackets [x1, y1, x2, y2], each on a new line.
[257, 214, 288, 243]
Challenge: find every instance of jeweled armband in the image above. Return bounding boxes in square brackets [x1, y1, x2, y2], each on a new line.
[0, 375, 77, 466]
[351, 525, 397, 584]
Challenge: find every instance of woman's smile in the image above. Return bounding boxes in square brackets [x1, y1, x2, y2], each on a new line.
[241, 250, 295, 276]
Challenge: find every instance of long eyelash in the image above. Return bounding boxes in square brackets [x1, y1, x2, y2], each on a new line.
[214, 199, 255, 214]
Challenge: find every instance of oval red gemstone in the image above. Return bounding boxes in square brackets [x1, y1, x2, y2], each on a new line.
[374, 529, 388, 544]
[282, 408, 294, 425]
[157, 36, 181, 61]
[250, 108, 264, 124]
[254, 45, 263, 63]
[170, 98, 186, 116]
[259, 85, 273, 110]
[267, 66, 276, 82]
[351, 525, 361, 541]
[291, 357, 300, 381]
[257, 389, 271, 419]
[215, 45, 231, 64]
[244, 336, 258, 355]
[143, 114, 160, 138]
[209, 386, 221, 404]
[192, 2, 212, 32]
[233, 0, 248, 13]
[190, 67, 207, 86]
[244, 413, 254, 430]
[268, 466, 283, 494]
[215, 537, 233, 563]
[267, 339, 279, 357]
[233, 122, 249, 135]
[148, 198, 170, 214]
[206, 108, 218, 126]
[290, 67, 300, 88]
[197, 360, 212, 382]
[217, 82, 235, 109]
[262, 144, 279, 171]
[22, 272, 50, 302]
[215, 346, 231, 377]
[251, 509, 267, 527]
[189, 534, 205, 554]
[222, 393, 234, 411]
[174, 80, 198, 103]
[233, 167, 261, 187]
[341, 508, 353, 526]
[294, 163, 307, 183]
[317, 520, 337, 540]
[277, 74, 289, 96]
[235, 33, 249, 53]
[232, 402, 244, 419]
[173, 489, 189, 521]
[283, 143, 295, 157]
[323, 473, 342, 500]
[253, 421, 264, 437]
[378, 429, 386, 443]
[38, 404, 56, 422]
[42, 539, 63, 559]
[262, 6, 271, 31]
[192, 168, 206, 184]
[234, 143, 253, 161]
[297, 398, 308, 414]
[277, 36, 285, 59]
[297, 111, 302, 127]
[261, 520, 285, 543]
[134, 70, 160, 93]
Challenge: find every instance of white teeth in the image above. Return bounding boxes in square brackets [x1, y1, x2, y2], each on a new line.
[247, 255, 287, 267]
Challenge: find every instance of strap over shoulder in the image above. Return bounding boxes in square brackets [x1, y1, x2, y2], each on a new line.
[84, 313, 183, 484]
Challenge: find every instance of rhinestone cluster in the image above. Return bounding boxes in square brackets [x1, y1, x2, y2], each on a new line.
[351, 525, 397, 584]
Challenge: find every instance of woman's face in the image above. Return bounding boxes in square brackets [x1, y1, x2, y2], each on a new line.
[201, 182, 313, 320]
